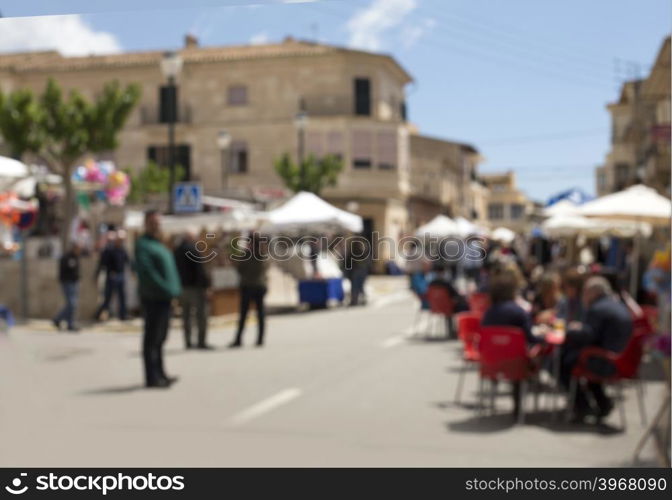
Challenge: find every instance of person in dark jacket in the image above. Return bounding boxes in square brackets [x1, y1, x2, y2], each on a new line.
[53, 242, 82, 332]
[481, 271, 539, 418]
[135, 210, 182, 388]
[229, 233, 270, 348]
[174, 229, 212, 350]
[94, 230, 131, 321]
[562, 276, 633, 421]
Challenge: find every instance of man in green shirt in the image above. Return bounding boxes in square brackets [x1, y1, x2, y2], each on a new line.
[135, 210, 182, 388]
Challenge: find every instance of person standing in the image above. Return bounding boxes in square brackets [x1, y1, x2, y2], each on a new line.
[230, 233, 269, 348]
[53, 242, 82, 332]
[174, 229, 212, 350]
[135, 210, 182, 388]
[94, 230, 131, 321]
[344, 238, 371, 306]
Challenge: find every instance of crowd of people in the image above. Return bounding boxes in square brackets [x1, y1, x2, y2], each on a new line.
[408, 236, 668, 424]
[52, 210, 272, 389]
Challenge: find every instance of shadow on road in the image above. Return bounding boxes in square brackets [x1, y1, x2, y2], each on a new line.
[78, 384, 145, 395]
[445, 408, 624, 436]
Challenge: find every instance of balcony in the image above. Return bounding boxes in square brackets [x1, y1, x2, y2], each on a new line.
[303, 94, 353, 117]
[139, 105, 193, 125]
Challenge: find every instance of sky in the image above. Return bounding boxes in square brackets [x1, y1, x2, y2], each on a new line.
[0, 0, 670, 203]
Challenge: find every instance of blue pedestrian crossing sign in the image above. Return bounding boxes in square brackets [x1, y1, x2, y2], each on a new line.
[173, 182, 202, 213]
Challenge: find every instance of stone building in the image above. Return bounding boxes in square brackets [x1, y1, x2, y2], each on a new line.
[479, 171, 533, 233]
[596, 36, 671, 196]
[0, 36, 484, 260]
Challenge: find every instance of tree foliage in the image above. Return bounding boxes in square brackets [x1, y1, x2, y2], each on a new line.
[0, 88, 44, 159]
[0, 78, 141, 245]
[124, 162, 186, 204]
[274, 153, 343, 195]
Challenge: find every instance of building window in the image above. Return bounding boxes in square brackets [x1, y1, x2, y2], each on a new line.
[510, 203, 525, 220]
[354, 78, 371, 116]
[377, 131, 397, 170]
[230, 141, 248, 173]
[400, 100, 407, 121]
[615, 163, 630, 187]
[326, 131, 344, 158]
[147, 144, 192, 180]
[351, 129, 372, 169]
[159, 85, 178, 123]
[227, 85, 248, 106]
[488, 203, 504, 220]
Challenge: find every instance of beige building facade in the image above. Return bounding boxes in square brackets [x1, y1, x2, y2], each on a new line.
[480, 171, 533, 232]
[1, 36, 486, 263]
[597, 36, 671, 197]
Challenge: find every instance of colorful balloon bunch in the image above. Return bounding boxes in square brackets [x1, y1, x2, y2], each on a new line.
[71, 159, 130, 206]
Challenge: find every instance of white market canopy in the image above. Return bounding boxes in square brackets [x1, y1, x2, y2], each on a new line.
[491, 227, 516, 243]
[543, 199, 581, 217]
[577, 184, 671, 224]
[124, 209, 264, 234]
[264, 191, 363, 234]
[415, 215, 460, 237]
[542, 214, 652, 238]
[0, 156, 29, 179]
[453, 216, 490, 237]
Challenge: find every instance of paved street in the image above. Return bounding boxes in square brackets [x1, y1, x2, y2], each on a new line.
[0, 277, 664, 467]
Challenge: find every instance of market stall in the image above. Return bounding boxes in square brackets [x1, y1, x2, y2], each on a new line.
[264, 191, 363, 308]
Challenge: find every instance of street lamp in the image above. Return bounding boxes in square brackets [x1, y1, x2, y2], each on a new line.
[217, 130, 232, 193]
[160, 51, 183, 214]
[294, 97, 309, 189]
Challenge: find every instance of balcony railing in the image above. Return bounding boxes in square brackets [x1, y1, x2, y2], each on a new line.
[139, 105, 193, 125]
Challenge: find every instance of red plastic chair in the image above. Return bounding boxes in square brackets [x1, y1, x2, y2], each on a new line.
[478, 326, 538, 423]
[468, 292, 490, 317]
[454, 312, 481, 404]
[426, 284, 455, 338]
[568, 325, 652, 428]
[639, 305, 659, 332]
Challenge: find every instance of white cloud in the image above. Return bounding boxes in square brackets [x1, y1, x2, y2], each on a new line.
[346, 0, 417, 51]
[249, 31, 270, 45]
[401, 17, 436, 49]
[0, 15, 121, 56]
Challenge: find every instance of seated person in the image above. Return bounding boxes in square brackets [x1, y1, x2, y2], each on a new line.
[555, 268, 586, 323]
[561, 276, 633, 422]
[427, 262, 469, 313]
[481, 272, 539, 418]
[531, 271, 561, 323]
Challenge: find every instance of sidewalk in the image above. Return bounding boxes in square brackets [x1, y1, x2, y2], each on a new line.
[11, 275, 410, 335]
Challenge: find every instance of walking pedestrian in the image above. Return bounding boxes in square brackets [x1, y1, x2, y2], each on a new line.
[135, 210, 182, 388]
[53, 242, 82, 332]
[344, 238, 371, 306]
[94, 230, 131, 321]
[229, 233, 269, 348]
[174, 229, 212, 350]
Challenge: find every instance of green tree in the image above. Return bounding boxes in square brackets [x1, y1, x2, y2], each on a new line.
[124, 162, 185, 204]
[37, 79, 141, 246]
[0, 88, 44, 159]
[274, 153, 343, 195]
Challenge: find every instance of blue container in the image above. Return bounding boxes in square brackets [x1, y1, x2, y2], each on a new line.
[298, 278, 344, 307]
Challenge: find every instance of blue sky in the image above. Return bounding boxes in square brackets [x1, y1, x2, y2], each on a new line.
[1, 0, 670, 202]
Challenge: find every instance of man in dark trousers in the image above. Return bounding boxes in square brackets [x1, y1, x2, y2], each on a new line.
[174, 229, 212, 350]
[53, 241, 82, 332]
[135, 210, 182, 388]
[94, 230, 131, 321]
[230, 233, 269, 348]
[562, 276, 633, 421]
